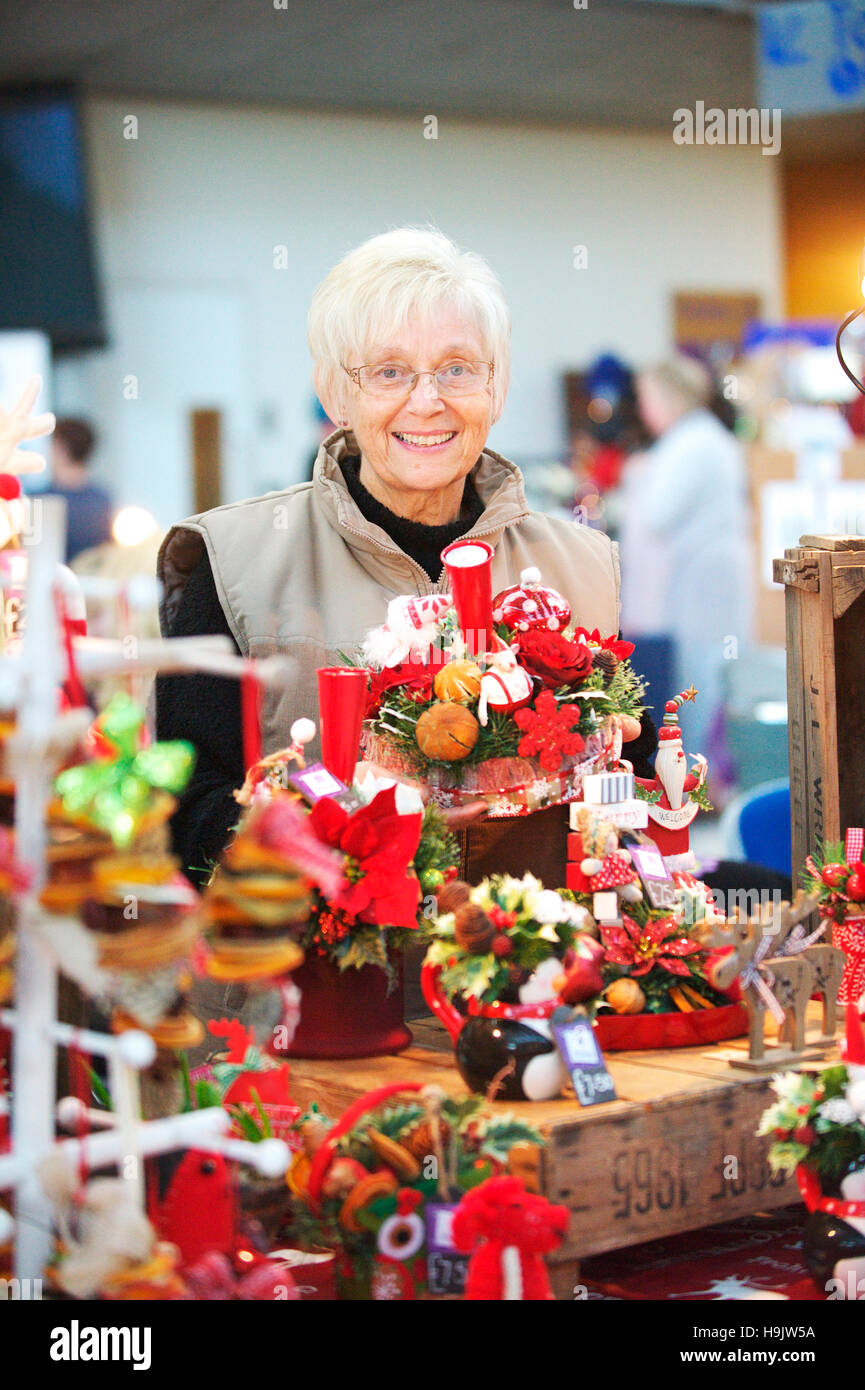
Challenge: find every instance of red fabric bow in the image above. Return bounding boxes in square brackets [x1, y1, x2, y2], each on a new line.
[309, 786, 422, 930]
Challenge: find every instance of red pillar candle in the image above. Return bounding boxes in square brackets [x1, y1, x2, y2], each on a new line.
[441, 539, 494, 656]
[317, 666, 369, 785]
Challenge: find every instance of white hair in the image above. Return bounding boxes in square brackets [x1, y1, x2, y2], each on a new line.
[308, 226, 511, 419]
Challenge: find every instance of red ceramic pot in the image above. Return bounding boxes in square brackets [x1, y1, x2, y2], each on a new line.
[273, 951, 412, 1060]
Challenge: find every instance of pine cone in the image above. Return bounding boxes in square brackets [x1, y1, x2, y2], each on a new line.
[453, 903, 497, 954]
[592, 649, 618, 680]
[436, 878, 472, 917]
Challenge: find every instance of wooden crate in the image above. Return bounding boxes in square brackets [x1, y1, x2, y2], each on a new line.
[773, 534, 865, 883]
[287, 1017, 834, 1299]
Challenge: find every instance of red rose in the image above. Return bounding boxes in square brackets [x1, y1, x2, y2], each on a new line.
[515, 629, 594, 689]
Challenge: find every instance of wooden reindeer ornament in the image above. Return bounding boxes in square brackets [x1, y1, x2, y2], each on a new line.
[701, 891, 829, 1069]
[803, 942, 846, 1043]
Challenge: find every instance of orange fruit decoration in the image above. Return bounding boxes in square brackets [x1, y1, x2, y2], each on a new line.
[433, 660, 483, 704]
[415, 703, 479, 761]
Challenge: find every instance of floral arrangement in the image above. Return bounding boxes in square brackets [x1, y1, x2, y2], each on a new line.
[802, 830, 865, 1006]
[593, 873, 733, 1016]
[356, 568, 646, 814]
[758, 1062, 865, 1188]
[424, 872, 599, 1006]
[287, 1082, 544, 1300]
[803, 838, 865, 924]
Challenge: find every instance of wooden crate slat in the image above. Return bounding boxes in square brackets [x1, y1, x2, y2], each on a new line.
[546, 1078, 793, 1260]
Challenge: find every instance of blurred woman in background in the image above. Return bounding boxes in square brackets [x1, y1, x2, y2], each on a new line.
[620, 355, 753, 759]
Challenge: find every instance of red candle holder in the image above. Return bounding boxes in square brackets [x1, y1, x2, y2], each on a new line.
[316, 666, 368, 785]
[441, 539, 494, 656]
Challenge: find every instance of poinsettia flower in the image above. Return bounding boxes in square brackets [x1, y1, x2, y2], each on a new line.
[571, 628, 635, 661]
[309, 785, 422, 930]
[600, 914, 702, 977]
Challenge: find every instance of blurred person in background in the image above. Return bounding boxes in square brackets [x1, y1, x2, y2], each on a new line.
[43, 417, 113, 563]
[620, 355, 753, 762]
[567, 353, 647, 533]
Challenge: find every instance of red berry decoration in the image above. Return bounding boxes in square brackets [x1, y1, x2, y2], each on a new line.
[491, 934, 513, 958]
[821, 863, 849, 889]
[0, 474, 21, 501]
[793, 1125, 816, 1147]
[846, 865, 865, 901]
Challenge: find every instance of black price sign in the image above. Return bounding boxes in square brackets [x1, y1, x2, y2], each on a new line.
[551, 1006, 617, 1107]
[425, 1203, 469, 1297]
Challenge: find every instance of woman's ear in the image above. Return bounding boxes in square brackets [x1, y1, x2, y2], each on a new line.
[313, 365, 350, 429]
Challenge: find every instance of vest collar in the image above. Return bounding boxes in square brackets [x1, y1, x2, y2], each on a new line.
[313, 428, 531, 579]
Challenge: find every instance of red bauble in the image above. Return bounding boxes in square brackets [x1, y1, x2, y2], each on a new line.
[846, 866, 865, 901]
[492, 567, 571, 634]
[822, 864, 849, 889]
[0, 474, 21, 501]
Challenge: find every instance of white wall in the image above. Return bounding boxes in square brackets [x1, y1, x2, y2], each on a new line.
[54, 97, 783, 528]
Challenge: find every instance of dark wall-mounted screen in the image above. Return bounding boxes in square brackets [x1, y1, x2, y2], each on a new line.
[0, 84, 106, 351]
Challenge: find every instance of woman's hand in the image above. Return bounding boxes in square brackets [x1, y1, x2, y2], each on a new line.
[0, 375, 54, 476]
[438, 800, 489, 831]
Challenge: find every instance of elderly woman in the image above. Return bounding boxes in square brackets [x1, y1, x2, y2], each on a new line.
[156, 228, 628, 889]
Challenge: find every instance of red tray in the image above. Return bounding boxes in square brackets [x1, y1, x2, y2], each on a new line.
[594, 1002, 748, 1051]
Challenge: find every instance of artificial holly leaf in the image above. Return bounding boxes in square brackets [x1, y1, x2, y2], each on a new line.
[338, 931, 388, 974]
[371, 1103, 426, 1141]
[477, 1116, 544, 1161]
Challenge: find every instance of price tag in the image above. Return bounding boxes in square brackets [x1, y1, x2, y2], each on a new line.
[425, 1203, 469, 1297]
[551, 1006, 617, 1108]
[627, 839, 678, 910]
[286, 762, 362, 812]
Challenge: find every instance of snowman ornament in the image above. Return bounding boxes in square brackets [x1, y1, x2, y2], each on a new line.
[507, 959, 569, 1102]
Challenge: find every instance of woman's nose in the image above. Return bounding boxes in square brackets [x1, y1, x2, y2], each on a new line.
[408, 371, 445, 405]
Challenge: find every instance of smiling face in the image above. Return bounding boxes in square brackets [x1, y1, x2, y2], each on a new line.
[344, 308, 496, 524]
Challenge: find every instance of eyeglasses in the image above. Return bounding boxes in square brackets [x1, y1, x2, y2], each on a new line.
[343, 360, 494, 398]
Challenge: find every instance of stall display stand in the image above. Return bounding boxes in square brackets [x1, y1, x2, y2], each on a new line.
[285, 1009, 839, 1300]
[0, 499, 295, 1286]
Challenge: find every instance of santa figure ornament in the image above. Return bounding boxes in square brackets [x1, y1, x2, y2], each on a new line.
[492, 567, 571, 634]
[362, 593, 452, 669]
[635, 688, 707, 869]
